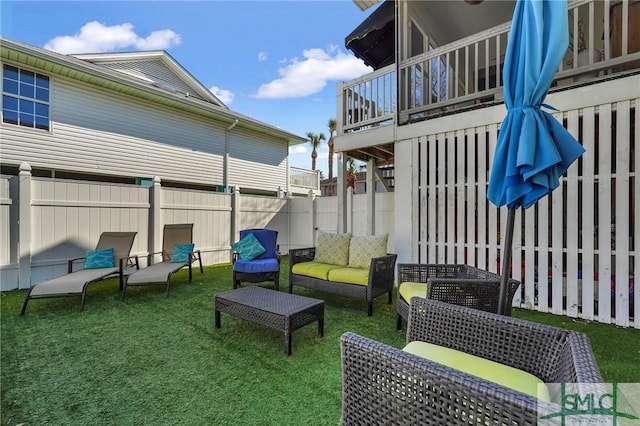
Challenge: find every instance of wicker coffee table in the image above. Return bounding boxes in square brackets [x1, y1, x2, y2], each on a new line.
[214, 286, 324, 355]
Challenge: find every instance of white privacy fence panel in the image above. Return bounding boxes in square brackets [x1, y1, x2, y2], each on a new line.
[289, 196, 315, 249]
[29, 178, 149, 285]
[314, 196, 339, 235]
[161, 187, 232, 265]
[237, 194, 290, 255]
[411, 78, 638, 328]
[0, 176, 14, 287]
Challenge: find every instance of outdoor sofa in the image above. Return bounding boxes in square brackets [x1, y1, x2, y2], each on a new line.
[396, 263, 521, 329]
[289, 232, 396, 316]
[341, 298, 603, 425]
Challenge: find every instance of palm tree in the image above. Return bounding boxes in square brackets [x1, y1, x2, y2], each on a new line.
[306, 132, 325, 171]
[326, 119, 337, 196]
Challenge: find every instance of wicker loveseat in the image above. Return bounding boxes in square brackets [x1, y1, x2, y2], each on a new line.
[288, 233, 397, 316]
[396, 263, 521, 329]
[341, 298, 602, 426]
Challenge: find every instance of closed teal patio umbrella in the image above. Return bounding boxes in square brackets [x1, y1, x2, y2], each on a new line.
[487, 0, 586, 315]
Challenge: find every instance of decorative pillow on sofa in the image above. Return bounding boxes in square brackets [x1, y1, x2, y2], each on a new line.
[314, 232, 351, 266]
[171, 243, 195, 263]
[231, 233, 265, 261]
[348, 234, 388, 269]
[84, 247, 115, 269]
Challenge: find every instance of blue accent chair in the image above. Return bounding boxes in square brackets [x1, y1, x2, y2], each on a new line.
[232, 229, 280, 290]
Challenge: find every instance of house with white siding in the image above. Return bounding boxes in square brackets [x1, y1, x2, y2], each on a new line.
[0, 37, 306, 195]
[332, 0, 638, 327]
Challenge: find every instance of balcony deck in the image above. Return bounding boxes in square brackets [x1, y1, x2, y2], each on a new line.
[338, 0, 640, 139]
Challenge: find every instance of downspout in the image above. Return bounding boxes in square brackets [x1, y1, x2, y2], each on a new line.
[224, 119, 239, 191]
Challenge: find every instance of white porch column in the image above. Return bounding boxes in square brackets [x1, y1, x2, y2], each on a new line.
[18, 162, 31, 288]
[337, 153, 347, 233]
[366, 158, 376, 235]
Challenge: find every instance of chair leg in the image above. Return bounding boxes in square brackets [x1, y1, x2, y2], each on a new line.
[396, 314, 403, 331]
[80, 291, 88, 311]
[367, 301, 373, 317]
[20, 294, 31, 315]
[121, 283, 128, 301]
[388, 291, 392, 304]
[274, 271, 280, 291]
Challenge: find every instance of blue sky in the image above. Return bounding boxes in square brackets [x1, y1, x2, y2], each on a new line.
[0, 0, 373, 176]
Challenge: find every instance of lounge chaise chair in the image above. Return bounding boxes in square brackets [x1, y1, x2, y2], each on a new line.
[20, 231, 138, 314]
[121, 224, 203, 299]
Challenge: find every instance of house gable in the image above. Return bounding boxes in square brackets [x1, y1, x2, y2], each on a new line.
[72, 51, 225, 107]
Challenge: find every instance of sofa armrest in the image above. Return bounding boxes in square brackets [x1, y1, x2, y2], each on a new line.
[406, 298, 602, 385]
[368, 254, 397, 291]
[340, 331, 543, 425]
[288, 247, 316, 268]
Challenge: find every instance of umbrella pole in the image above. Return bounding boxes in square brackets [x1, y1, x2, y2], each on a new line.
[498, 207, 516, 315]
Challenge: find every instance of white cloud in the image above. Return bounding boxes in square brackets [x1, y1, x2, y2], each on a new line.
[209, 86, 234, 104]
[43, 21, 181, 54]
[289, 145, 308, 154]
[254, 46, 371, 99]
[258, 51, 268, 62]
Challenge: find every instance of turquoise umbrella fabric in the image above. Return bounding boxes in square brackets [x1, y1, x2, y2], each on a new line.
[487, 0, 585, 314]
[487, 0, 585, 209]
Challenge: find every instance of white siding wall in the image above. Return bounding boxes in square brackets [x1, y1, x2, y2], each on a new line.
[1, 75, 225, 184]
[1, 69, 290, 193]
[227, 128, 289, 193]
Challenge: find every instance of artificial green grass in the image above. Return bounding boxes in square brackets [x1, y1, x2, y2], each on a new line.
[1, 258, 638, 425]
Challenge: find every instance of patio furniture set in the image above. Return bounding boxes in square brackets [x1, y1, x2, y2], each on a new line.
[20, 227, 602, 423]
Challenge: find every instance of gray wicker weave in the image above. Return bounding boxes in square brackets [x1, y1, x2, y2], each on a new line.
[214, 286, 324, 356]
[396, 263, 521, 330]
[341, 298, 602, 426]
[289, 247, 397, 316]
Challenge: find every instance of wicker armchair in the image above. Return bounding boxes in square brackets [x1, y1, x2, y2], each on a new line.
[341, 298, 602, 426]
[396, 263, 521, 330]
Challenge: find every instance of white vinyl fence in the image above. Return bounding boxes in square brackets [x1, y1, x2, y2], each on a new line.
[0, 168, 290, 291]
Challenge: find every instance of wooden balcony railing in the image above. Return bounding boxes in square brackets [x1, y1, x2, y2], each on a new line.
[337, 0, 640, 133]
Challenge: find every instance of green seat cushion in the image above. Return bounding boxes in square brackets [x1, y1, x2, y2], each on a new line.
[327, 267, 369, 286]
[292, 261, 342, 280]
[403, 341, 550, 401]
[399, 281, 428, 303]
[348, 234, 388, 269]
[314, 232, 351, 266]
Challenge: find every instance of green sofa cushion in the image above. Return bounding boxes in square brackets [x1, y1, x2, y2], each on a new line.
[399, 281, 428, 303]
[327, 267, 369, 286]
[403, 341, 550, 401]
[292, 261, 342, 280]
[348, 234, 388, 269]
[314, 232, 351, 266]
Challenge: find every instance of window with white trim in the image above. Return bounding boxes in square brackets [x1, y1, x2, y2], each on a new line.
[2, 64, 50, 130]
